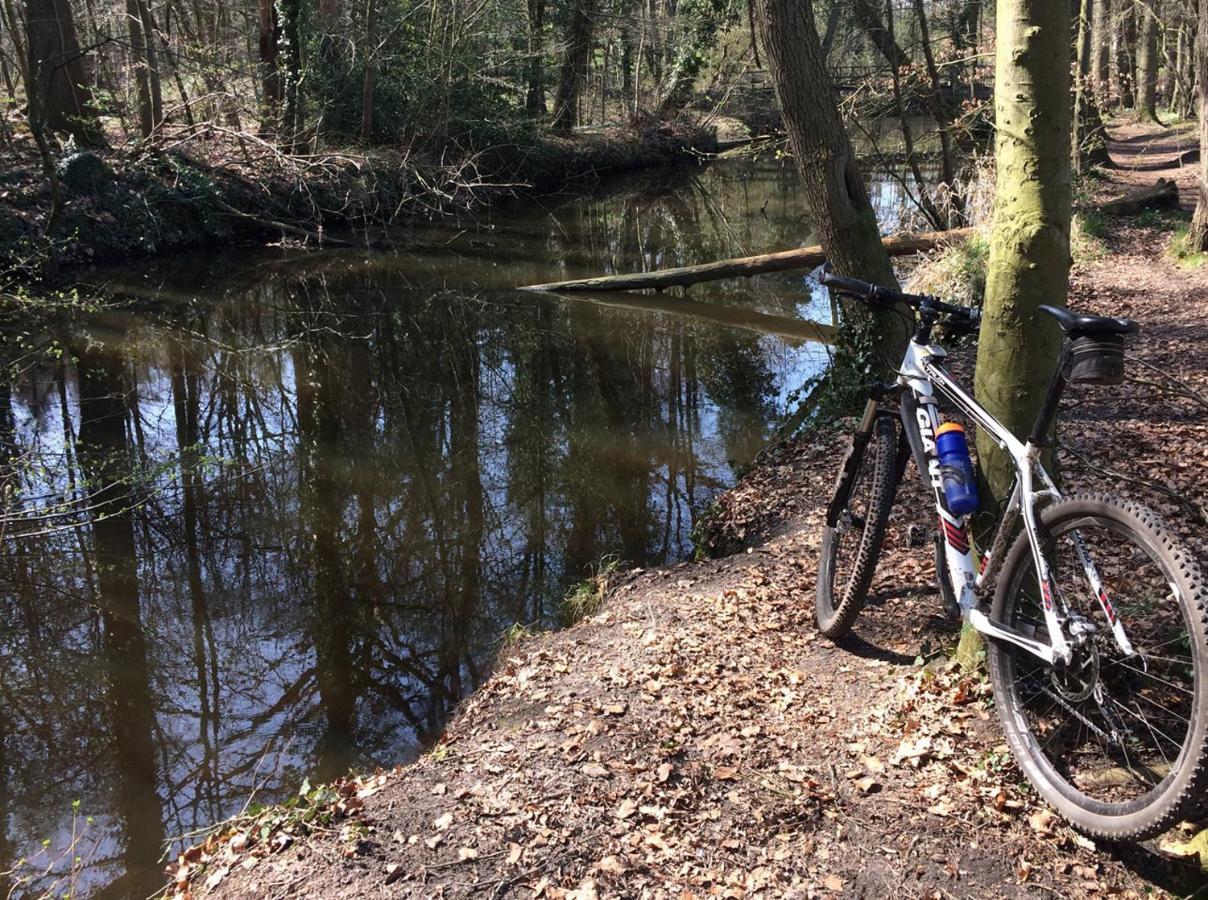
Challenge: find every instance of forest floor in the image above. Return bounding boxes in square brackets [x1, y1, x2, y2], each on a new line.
[169, 124, 1208, 899]
[0, 118, 718, 275]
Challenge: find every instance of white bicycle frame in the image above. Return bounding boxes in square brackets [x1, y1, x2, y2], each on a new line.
[897, 340, 1136, 667]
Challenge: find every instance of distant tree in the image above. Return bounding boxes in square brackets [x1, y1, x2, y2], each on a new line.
[1134, 0, 1161, 122]
[258, 0, 283, 135]
[124, 0, 164, 137]
[1074, 0, 1111, 170]
[525, 0, 547, 117]
[23, 0, 104, 145]
[1188, 0, 1208, 248]
[551, 0, 598, 131]
[752, 0, 911, 372]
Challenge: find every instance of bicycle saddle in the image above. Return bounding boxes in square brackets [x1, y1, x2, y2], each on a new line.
[1038, 305, 1139, 335]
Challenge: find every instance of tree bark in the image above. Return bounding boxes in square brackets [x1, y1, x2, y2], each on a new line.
[526, 0, 547, 117]
[974, 0, 1072, 504]
[1188, 0, 1208, 248]
[752, 0, 910, 373]
[551, 0, 598, 131]
[1135, 0, 1161, 122]
[24, 0, 104, 145]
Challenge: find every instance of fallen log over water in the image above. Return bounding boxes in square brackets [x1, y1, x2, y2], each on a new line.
[559, 290, 836, 344]
[1100, 178, 1180, 216]
[519, 226, 976, 293]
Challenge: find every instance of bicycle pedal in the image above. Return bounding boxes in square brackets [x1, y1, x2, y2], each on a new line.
[905, 524, 929, 549]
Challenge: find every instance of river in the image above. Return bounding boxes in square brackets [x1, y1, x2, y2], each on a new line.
[0, 154, 921, 897]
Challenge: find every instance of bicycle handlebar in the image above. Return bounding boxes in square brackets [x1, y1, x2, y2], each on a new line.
[808, 262, 981, 329]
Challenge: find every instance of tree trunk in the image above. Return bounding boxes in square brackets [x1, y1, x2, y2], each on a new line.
[280, 0, 303, 147]
[1135, 0, 1160, 122]
[1117, 1, 1136, 109]
[551, 0, 597, 131]
[1075, 0, 1111, 170]
[911, 0, 967, 222]
[752, 0, 910, 373]
[1188, 0, 1208, 249]
[526, 0, 547, 117]
[1092, 0, 1111, 94]
[360, 0, 376, 141]
[138, 0, 164, 129]
[24, 0, 104, 145]
[257, 0, 282, 134]
[125, 0, 153, 137]
[850, 0, 909, 70]
[974, 0, 1072, 504]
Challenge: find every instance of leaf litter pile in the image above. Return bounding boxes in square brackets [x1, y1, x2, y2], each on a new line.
[173, 156, 1208, 899]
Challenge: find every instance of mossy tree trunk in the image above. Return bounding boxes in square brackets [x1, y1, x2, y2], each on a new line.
[753, 0, 911, 374]
[974, 0, 1072, 509]
[967, 0, 1072, 669]
[1189, 0, 1208, 249]
[1134, 0, 1161, 123]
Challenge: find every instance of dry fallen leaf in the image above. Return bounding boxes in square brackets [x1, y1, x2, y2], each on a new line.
[596, 855, 626, 876]
[615, 798, 638, 819]
[433, 812, 453, 831]
[458, 847, 479, 861]
[582, 762, 610, 779]
[1029, 809, 1055, 834]
[823, 874, 844, 892]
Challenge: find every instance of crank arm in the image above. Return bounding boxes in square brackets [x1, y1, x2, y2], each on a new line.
[968, 609, 1058, 665]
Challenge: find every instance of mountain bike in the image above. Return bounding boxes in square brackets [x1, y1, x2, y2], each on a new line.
[810, 263, 1207, 841]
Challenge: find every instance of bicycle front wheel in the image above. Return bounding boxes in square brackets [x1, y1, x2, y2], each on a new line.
[988, 494, 1208, 840]
[815, 415, 898, 638]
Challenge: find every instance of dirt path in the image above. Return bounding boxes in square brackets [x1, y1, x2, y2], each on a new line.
[172, 128, 1208, 900]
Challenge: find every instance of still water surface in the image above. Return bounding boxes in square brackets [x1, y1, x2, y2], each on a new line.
[0, 156, 914, 896]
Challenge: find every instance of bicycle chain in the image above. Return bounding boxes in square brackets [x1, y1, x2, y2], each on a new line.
[1036, 684, 1116, 745]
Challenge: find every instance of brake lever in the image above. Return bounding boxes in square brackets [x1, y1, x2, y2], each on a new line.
[805, 262, 831, 285]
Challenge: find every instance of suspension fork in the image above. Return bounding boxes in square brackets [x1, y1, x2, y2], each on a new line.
[825, 386, 900, 528]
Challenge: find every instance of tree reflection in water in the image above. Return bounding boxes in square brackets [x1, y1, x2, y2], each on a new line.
[0, 155, 885, 897]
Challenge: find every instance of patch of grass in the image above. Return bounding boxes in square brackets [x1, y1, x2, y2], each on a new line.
[1135, 207, 1188, 231]
[499, 621, 541, 647]
[1169, 225, 1208, 267]
[559, 554, 622, 625]
[1072, 211, 1108, 264]
[907, 229, 990, 307]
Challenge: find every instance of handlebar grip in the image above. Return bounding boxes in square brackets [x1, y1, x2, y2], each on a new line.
[820, 270, 877, 298]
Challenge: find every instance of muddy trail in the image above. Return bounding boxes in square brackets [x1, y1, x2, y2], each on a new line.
[171, 125, 1208, 899]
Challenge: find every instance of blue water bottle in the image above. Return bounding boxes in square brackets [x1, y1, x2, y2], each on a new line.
[935, 423, 979, 516]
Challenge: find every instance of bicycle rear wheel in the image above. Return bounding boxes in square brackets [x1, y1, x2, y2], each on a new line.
[815, 415, 898, 638]
[988, 494, 1208, 840]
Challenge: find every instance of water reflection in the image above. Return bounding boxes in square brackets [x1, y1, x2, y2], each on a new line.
[0, 155, 912, 897]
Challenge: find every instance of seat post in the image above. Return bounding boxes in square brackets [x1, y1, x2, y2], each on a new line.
[1028, 342, 1070, 447]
